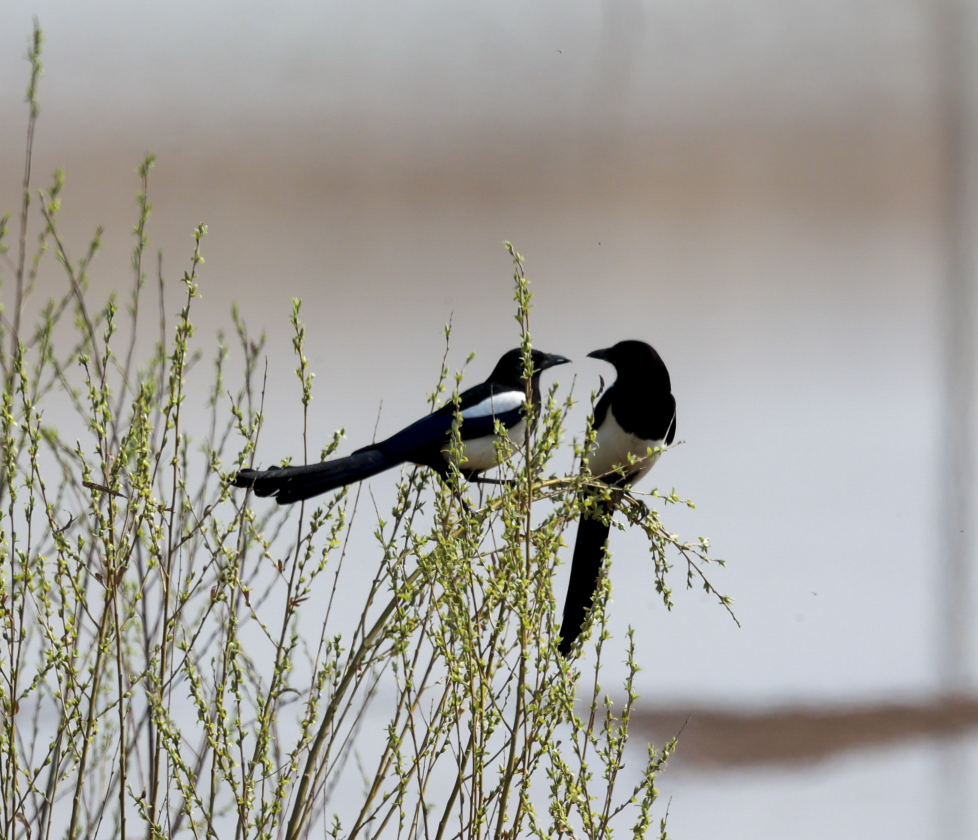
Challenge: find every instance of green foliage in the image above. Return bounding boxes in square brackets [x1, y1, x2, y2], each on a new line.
[0, 23, 730, 840]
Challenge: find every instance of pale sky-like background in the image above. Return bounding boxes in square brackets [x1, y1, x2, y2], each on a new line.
[1, 2, 973, 837]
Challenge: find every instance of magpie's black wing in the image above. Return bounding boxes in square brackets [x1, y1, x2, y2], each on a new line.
[367, 382, 526, 462]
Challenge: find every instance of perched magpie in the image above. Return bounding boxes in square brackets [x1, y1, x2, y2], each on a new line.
[558, 340, 676, 656]
[232, 348, 570, 505]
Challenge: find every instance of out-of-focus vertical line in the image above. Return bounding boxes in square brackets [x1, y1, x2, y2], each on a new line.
[576, 0, 648, 191]
[937, 0, 977, 698]
[936, 1, 977, 839]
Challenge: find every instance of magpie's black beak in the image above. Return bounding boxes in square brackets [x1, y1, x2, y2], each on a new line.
[587, 347, 613, 363]
[541, 354, 571, 370]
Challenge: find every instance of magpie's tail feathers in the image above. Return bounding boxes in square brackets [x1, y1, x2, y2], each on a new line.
[232, 449, 393, 505]
[558, 499, 613, 657]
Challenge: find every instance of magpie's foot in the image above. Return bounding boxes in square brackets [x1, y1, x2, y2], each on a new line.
[450, 489, 474, 515]
[624, 491, 649, 517]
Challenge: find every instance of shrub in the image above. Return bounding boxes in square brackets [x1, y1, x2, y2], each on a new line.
[0, 23, 729, 839]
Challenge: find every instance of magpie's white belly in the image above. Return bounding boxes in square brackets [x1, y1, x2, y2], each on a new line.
[587, 412, 662, 484]
[441, 419, 527, 471]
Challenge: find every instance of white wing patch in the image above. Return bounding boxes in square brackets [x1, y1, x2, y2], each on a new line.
[460, 391, 526, 419]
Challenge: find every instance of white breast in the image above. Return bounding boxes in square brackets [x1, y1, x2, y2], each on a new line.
[441, 418, 527, 471]
[587, 411, 663, 485]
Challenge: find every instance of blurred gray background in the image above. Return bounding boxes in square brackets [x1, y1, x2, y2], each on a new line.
[2, 2, 976, 837]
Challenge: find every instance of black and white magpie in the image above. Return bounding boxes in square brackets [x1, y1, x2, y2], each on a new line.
[557, 340, 676, 656]
[232, 348, 570, 505]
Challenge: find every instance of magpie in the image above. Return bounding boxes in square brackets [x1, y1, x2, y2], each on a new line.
[232, 348, 570, 505]
[557, 340, 676, 656]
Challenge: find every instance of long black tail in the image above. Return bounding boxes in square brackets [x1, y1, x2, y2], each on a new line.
[558, 498, 613, 656]
[232, 448, 393, 505]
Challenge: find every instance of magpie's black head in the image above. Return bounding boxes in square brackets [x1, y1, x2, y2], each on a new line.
[489, 348, 571, 387]
[588, 340, 670, 385]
